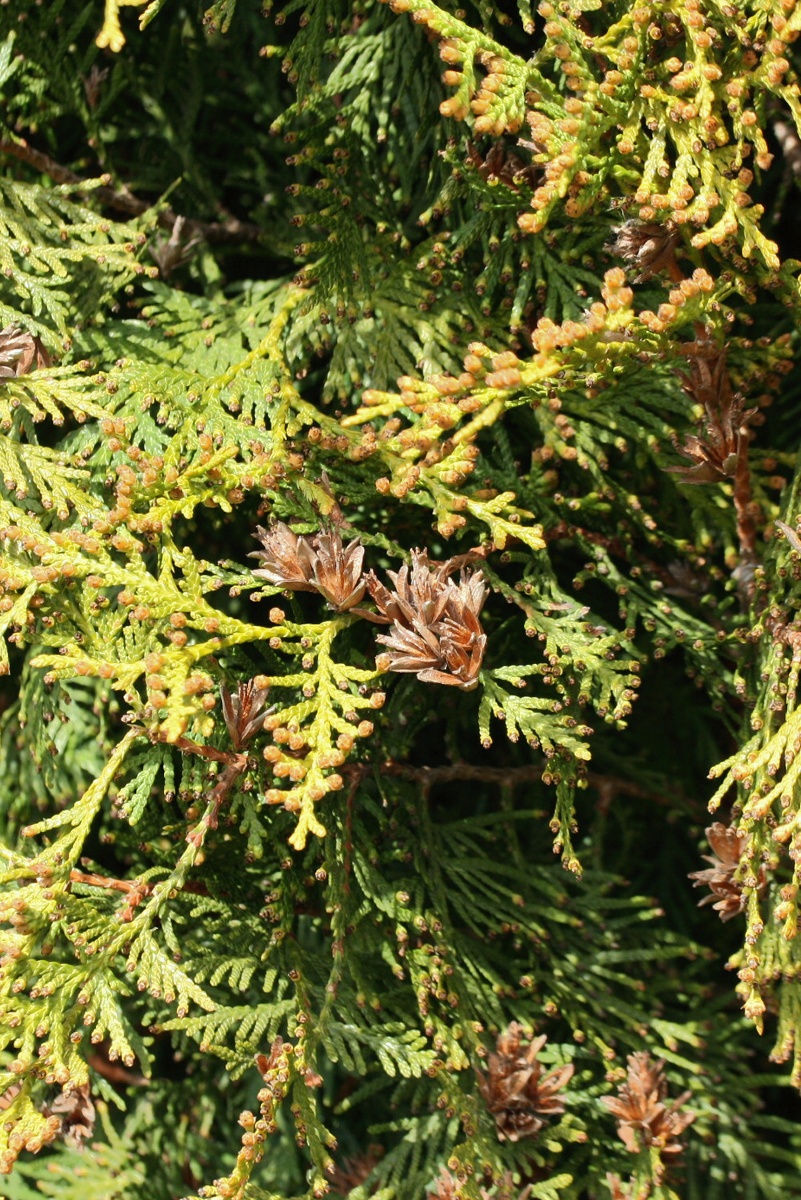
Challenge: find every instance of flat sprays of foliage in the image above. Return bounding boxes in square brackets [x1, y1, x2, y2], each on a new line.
[2, 1, 801, 1198]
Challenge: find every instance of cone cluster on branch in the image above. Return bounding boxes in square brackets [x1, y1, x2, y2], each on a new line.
[252, 526, 488, 689]
[689, 822, 766, 922]
[478, 1023, 573, 1143]
[602, 1053, 694, 1157]
[369, 550, 487, 690]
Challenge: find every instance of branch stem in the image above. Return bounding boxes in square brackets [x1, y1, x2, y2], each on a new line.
[1, 136, 264, 244]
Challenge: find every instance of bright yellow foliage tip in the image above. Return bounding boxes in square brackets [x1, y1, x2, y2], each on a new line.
[96, 0, 149, 52]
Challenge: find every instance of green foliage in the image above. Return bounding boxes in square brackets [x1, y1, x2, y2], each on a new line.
[1, 0, 801, 1198]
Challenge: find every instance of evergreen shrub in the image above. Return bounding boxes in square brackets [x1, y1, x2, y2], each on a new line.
[2, 1, 801, 1196]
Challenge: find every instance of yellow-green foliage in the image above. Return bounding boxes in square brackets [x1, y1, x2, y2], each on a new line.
[1, 1, 801, 1198]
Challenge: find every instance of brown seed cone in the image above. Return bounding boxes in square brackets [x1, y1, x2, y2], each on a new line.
[305, 529, 367, 611]
[0, 324, 51, 378]
[370, 551, 488, 690]
[667, 349, 756, 485]
[478, 1023, 574, 1143]
[429, 1169, 459, 1200]
[44, 1082, 96, 1147]
[250, 523, 366, 611]
[608, 220, 681, 283]
[255, 1036, 283, 1072]
[602, 1053, 694, 1157]
[329, 1144, 383, 1196]
[428, 1170, 530, 1200]
[467, 140, 539, 191]
[221, 679, 271, 750]
[429, 1169, 499, 1200]
[367, 550, 454, 628]
[250, 521, 317, 591]
[689, 822, 765, 922]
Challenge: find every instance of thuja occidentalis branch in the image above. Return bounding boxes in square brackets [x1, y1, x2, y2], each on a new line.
[87, 725, 257, 927]
[169, 735, 249, 847]
[68, 868, 210, 921]
[611, 222, 759, 598]
[0, 136, 264, 245]
[343, 760, 688, 811]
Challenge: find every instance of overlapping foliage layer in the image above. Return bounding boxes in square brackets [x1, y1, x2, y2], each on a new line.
[2, 0, 801, 1197]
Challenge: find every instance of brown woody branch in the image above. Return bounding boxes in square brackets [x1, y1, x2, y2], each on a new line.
[69, 868, 209, 914]
[171, 735, 243, 766]
[190, 758, 249, 846]
[0, 136, 264, 245]
[344, 760, 682, 810]
[69, 869, 147, 895]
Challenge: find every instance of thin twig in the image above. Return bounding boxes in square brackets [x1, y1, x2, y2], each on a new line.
[68, 868, 209, 917]
[69, 869, 147, 895]
[193, 758, 249, 843]
[167, 735, 249, 846]
[345, 760, 680, 809]
[171, 735, 242, 766]
[733, 435, 758, 572]
[1, 136, 264, 245]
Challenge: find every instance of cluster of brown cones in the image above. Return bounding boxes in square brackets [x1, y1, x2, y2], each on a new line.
[327, 1036, 695, 1198]
[369, 551, 487, 690]
[251, 525, 488, 690]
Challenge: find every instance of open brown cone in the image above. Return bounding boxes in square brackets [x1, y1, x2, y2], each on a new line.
[478, 1023, 573, 1142]
[368, 551, 488, 690]
[602, 1052, 694, 1157]
[0, 324, 50, 378]
[251, 523, 366, 611]
[689, 822, 766, 922]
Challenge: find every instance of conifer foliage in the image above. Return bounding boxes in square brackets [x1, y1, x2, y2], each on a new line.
[2, 0, 801, 1196]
